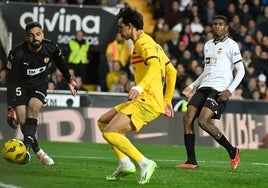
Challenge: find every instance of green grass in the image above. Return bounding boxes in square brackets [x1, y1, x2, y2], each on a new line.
[0, 140, 268, 188]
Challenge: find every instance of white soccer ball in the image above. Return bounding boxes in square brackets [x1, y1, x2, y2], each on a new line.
[2, 139, 27, 164]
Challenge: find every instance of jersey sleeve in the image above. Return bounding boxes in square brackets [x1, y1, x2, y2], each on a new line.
[137, 57, 161, 89]
[53, 44, 71, 81]
[164, 62, 177, 103]
[230, 40, 242, 64]
[5, 50, 19, 107]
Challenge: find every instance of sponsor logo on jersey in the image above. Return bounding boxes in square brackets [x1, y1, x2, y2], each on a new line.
[205, 57, 217, 64]
[27, 66, 46, 76]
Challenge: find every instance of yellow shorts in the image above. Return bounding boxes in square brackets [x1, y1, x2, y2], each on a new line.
[114, 100, 160, 132]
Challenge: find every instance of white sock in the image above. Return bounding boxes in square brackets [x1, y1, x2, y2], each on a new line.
[138, 156, 149, 168]
[119, 157, 133, 166]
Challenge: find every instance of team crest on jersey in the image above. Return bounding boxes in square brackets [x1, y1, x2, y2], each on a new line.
[44, 58, 50, 64]
[217, 48, 222, 54]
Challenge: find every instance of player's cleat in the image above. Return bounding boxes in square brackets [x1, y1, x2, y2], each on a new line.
[35, 149, 55, 165]
[231, 147, 240, 170]
[176, 161, 198, 169]
[138, 160, 157, 185]
[19, 151, 31, 165]
[106, 163, 136, 180]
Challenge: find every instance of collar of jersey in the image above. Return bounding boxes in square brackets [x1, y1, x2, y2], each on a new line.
[213, 34, 228, 44]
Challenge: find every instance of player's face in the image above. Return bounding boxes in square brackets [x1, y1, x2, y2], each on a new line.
[25, 26, 44, 50]
[212, 19, 228, 40]
[118, 18, 131, 40]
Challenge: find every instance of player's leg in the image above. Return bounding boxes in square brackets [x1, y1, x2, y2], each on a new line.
[97, 109, 136, 180]
[199, 98, 240, 169]
[98, 109, 133, 164]
[176, 105, 198, 168]
[177, 90, 206, 169]
[15, 105, 31, 164]
[102, 106, 158, 184]
[24, 97, 54, 165]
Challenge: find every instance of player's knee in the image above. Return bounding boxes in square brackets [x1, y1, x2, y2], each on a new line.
[197, 118, 208, 130]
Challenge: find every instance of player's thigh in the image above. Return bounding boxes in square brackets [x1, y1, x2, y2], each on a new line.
[116, 101, 159, 132]
[104, 112, 132, 133]
[98, 108, 118, 124]
[27, 98, 43, 118]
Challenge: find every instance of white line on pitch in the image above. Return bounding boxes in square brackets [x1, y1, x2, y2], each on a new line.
[0, 182, 21, 188]
[53, 155, 268, 166]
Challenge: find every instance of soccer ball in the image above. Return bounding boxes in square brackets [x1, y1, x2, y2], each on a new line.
[2, 139, 27, 164]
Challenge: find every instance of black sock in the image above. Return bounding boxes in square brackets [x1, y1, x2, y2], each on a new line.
[214, 132, 235, 159]
[21, 118, 38, 151]
[184, 134, 197, 164]
[32, 137, 40, 153]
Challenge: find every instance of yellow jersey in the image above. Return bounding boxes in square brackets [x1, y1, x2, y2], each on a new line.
[132, 33, 170, 113]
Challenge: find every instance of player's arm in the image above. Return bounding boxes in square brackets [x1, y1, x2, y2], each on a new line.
[5, 51, 19, 129]
[163, 62, 177, 117]
[53, 46, 77, 96]
[218, 61, 245, 102]
[228, 61, 245, 93]
[164, 62, 177, 103]
[182, 70, 204, 98]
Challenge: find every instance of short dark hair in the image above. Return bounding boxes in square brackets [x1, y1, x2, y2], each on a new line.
[25, 21, 42, 31]
[213, 15, 228, 25]
[117, 6, 143, 30]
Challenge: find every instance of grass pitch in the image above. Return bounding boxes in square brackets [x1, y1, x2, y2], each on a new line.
[0, 140, 268, 188]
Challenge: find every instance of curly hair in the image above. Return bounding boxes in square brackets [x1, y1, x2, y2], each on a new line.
[117, 6, 143, 30]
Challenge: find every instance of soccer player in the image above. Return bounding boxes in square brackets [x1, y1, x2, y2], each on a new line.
[97, 7, 177, 184]
[176, 15, 245, 169]
[5, 21, 78, 165]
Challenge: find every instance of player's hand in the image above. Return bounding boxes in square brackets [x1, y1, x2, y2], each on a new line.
[164, 103, 174, 117]
[128, 86, 142, 100]
[68, 79, 78, 97]
[182, 87, 193, 98]
[7, 107, 18, 129]
[218, 90, 231, 102]
[182, 87, 195, 100]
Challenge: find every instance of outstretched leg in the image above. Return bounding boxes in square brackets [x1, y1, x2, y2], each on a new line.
[102, 112, 157, 184]
[198, 107, 240, 169]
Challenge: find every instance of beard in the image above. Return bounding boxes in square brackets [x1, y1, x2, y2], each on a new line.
[30, 40, 42, 49]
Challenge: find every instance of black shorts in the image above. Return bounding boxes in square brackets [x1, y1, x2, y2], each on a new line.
[188, 87, 226, 119]
[14, 83, 47, 106]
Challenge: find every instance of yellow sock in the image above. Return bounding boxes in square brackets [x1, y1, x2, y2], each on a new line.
[98, 122, 127, 159]
[103, 132, 143, 162]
